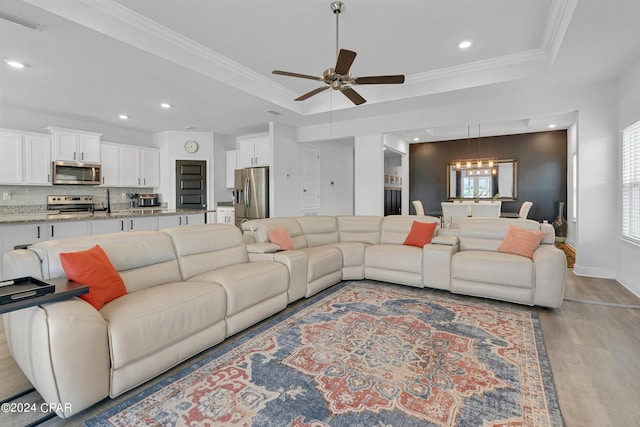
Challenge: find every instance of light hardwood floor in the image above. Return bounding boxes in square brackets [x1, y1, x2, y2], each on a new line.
[1, 272, 639, 426]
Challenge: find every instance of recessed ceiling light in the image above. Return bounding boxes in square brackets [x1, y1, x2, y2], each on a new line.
[548, 124, 557, 129]
[118, 114, 129, 120]
[413, 137, 420, 142]
[4, 59, 25, 69]
[160, 102, 172, 109]
[458, 40, 472, 49]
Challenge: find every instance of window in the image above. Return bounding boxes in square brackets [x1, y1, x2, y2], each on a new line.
[622, 120, 640, 242]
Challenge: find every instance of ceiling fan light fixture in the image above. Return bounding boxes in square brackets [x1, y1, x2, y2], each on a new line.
[272, 1, 404, 106]
[459, 40, 472, 49]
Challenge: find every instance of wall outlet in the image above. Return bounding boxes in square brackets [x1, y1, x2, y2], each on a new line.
[2, 191, 11, 201]
[121, 193, 126, 200]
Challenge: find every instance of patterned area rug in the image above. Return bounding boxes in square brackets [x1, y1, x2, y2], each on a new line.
[85, 282, 563, 426]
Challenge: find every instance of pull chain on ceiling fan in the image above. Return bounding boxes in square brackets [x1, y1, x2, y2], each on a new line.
[272, 1, 405, 106]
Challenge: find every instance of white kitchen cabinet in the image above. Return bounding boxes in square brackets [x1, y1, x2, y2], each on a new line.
[47, 127, 101, 163]
[100, 143, 120, 186]
[157, 212, 205, 229]
[0, 129, 51, 185]
[238, 134, 270, 167]
[0, 130, 23, 184]
[24, 133, 52, 185]
[226, 150, 239, 188]
[90, 216, 157, 234]
[216, 206, 235, 225]
[102, 142, 160, 188]
[118, 146, 141, 187]
[140, 148, 160, 188]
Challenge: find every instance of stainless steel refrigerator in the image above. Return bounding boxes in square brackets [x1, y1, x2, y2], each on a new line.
[234, 166, 269, 226]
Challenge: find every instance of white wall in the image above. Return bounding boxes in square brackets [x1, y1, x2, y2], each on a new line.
[566, 121, 578, 248]
[616, 59, 640, 296]
[213, 133, 235, 205]
[319, 140, 354, 215]
[355, 134, 384, 215]
[271, 122, 300, 217]
[153, 130, 214, 211]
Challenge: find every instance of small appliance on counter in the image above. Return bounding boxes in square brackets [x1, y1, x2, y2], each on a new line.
[137, 193, 160, 207]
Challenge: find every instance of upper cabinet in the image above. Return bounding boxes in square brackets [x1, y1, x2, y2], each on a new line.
[238, 133, 271, 168]
[0, 129, 51, 185]
[225, 150, 239, 188]
[47, 127, 101, 163]
[101, 142, 160, 188]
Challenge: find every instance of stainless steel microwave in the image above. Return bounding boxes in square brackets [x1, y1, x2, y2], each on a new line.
[52, 161, 101, 185]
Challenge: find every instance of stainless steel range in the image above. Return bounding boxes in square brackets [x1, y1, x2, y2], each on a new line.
[47, 195, 95, 217]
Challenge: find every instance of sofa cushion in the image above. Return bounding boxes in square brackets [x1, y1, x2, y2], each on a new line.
[365, 244, 423, 275]
[59, 245, 126, 310]
[403, 221, 437, 247]
[268, 227, 293, 250]
[190, 261, 288, 317]
[498, 225, 544, 259]
[163, 224, 249, 279]
[379, 215, 439, 245]
[247, 218, 307, 249]
[100, 280, 226, 370]
[458, 218, 544, 252]
[337, 215, 382, 244]
[296, 216, 339, 247]
[300, 246, 344, 283]
[452, 251, 534, 289]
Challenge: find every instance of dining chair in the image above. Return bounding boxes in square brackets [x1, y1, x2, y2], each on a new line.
[441, 202, 469, 228]
[518, 201, 533, 219]
[412, 200, 425, 216]
[471, 202, 501, 217]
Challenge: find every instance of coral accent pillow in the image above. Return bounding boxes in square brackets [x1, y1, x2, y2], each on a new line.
[498, 225, 545, 259]
[403, 221, 438, 248]
[59, 245, 126, 310]
[268, 227, 293, 250]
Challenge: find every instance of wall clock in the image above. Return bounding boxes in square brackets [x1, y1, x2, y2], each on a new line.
[184, 140, 199, 153]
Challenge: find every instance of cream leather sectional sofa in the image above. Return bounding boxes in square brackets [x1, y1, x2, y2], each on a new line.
[1, 215, 566, 418]
[242, 215, 566, 309]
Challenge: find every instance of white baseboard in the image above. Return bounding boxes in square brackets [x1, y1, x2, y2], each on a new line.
[572, 264, 616, 279]
[615, 275, 640, 299]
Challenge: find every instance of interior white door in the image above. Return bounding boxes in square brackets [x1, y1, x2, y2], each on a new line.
[301, 145, 320, 210]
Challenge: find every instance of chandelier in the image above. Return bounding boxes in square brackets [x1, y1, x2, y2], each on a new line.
[454, 125, 497, 175]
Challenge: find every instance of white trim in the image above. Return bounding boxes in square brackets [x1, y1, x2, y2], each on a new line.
[573, 264, 616, 279]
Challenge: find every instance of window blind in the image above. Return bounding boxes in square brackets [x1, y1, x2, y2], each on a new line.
[622, 120, 640, 241]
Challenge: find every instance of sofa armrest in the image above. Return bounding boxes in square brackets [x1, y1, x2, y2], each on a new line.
[3, 299, 110, 418]
[431, 235, 459, 246]
[248, 250, 308, 303]
[532, 245, 567, 308]
[2, 249, 43, 280]
[246, 242, 281, 254]
[423, 242, 459, 290]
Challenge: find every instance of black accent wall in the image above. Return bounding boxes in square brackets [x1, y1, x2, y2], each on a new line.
[409, 130, 567, 222]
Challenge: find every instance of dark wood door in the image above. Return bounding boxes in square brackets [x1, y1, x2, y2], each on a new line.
[176, 160, 207, 210]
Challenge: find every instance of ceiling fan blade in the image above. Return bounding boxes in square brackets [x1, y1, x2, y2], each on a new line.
[272, 70, 323, 82]
[295, 86, 330, 101]
[353, 75, 405, 85]
[340, 87, 366, 105]
[335, 49, 357, 75]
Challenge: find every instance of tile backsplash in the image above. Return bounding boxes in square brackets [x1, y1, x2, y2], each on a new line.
[0, 185, 153, 214]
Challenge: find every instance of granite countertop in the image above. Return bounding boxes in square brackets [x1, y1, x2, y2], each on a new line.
[0, 208, 207, 225]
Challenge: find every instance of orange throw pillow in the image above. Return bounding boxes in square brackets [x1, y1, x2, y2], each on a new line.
[497, 225, 545, 259]
[403, 221, 438, 247]
[268, 227, 293, 250]
[59, 245, 126, 310]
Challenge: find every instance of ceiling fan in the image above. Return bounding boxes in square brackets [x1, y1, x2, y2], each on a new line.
[272, 1, 405, 106]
